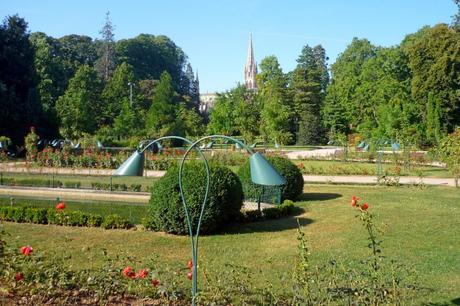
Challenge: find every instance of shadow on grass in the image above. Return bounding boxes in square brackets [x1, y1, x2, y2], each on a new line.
[220, 207, 312, 235]
[298, 192, 342, 201]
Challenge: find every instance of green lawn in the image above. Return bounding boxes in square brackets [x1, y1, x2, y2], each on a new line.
[2, 184, 459, 304]
[0, 171, 157, 191]
[294, 159, 450, 177]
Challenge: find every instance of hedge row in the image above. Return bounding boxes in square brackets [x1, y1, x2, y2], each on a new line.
[0, 178, 143, 192]
[242, 200, 296, 222]
[0, 206, 132, 229]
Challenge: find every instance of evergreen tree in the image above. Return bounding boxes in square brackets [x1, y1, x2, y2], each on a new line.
[426, 92, 443, 145]
[145, 71, 179, 138]
[191, 71, 200, 110]
[258, 56, 293, 145]
[113, 98, 142, 138]
[101, 62, 135, 125]
[290, 44, 328, 144]
[95, 11, 116, 81]
[55, 65, 103, 138]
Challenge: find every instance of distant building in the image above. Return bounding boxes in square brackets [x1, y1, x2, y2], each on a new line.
[199, 92, 217, 114]
[244, 34, 257, 90]
[199, 34, 257, 114]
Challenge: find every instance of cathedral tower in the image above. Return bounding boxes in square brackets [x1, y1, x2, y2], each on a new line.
[244, 34, 257, 90]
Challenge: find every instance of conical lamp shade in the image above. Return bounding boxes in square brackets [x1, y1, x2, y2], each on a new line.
[113, 150, 145, 176]
[249, 152, 286, 186]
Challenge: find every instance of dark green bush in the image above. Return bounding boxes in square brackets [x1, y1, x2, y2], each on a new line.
[101, 214, 132, 229]
[24, 208, 47, 224]
[148, 162, 243, 235]
[238, 155, 304, 201]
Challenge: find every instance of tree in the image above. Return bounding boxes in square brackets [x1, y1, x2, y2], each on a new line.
[437, 128, 460, 187]
[178, 103, 204, 137]
[207, 92, 237, 135]
[452, 0, 460, 31]
[145, 71, 180, 138]
[290, 44, 329, 144]
[101, 62, 135, 125]
[116, 34, 187, 91]
[426, 92, 443, 145]
[402, 24, 460, 132]
[55, 65, 103, 138]
[0, 15, 41, 144]
[30, 32, 66, 138]
[95, 12, 116, 81]
[113, 98, 143, 138]
[58, 34, 97, 81]
[257, 56, 293, 145]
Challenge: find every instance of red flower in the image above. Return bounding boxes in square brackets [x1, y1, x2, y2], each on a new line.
[351, 196, 359, 207]
[56, 202, 66, 210]
[361, 203, 369, 210]
[187, 260, 193, 270]
[15, 272, 24, 281]
[20, 246, 33, 256]
[187, 271, 193, 280]
[136, 269, 148, 279]
[151, 278, 160, 287]
[122, 266, 136, 279]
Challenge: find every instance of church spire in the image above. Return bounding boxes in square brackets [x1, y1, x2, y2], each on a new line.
[244, 34, 257, 90]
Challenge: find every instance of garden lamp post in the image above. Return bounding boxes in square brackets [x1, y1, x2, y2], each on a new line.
[113, 135, 285, 305]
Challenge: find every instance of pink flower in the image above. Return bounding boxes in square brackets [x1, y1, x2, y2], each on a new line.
[151, 278, 160, 287]
[20, 246, 33, 256]
[351, 196, 359, 207]
[361, 203, 369, 210]
[187, 271, 193, 280]
[15, 272, 24, 281]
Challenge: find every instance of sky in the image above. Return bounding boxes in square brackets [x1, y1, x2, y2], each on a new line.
[1, 0, 457, 93]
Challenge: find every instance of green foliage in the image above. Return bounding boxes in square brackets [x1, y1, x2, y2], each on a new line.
[0, 15, 41, 145]
[24, 128, 39, 160]
[145, 71, 181, 138]
[238, 155, 304, 201]
[101, 214, 133, 229]
[0, 205, 129, 229]
[148, 162, 243, 234]
[55, 65, 104, 138]
[95, 12, 116, 81]
[437, 128, 460, 187]
[258, 56, 293, 145]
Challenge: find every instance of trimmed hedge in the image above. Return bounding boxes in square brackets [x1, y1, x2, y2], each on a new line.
[147, 162, 243, 235]
[0, 206, 130, 229]
[241, 200, 296, 222]
[1, 178, 63, 188]
[238, 155, 304, 201]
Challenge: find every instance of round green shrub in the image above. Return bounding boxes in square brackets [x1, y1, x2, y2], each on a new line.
[238, 155, 304, 201]
[148, 162, 243, 235]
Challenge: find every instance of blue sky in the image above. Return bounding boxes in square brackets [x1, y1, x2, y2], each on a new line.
[1, 0, 457, 93]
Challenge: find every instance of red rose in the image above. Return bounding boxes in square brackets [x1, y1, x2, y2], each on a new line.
[136, 269, 148, 279]
[15, 272, 24, 281]
[361, 203, 369, 210]
[187, 260, 193, 270]
[56, 202, 66, 210]
[122, 266, 136, 279]
[351, 196, 359, 207]
[187, 271, 193, 280]
[151, 278, 160, 287]
[20, 246, 33, 256]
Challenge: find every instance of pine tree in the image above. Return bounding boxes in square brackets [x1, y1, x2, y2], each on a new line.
[145, 71, 179, 138]
[95, 11, 116, 81]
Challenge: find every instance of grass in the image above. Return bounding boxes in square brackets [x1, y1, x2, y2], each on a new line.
[294, 159, 451, 177]
[0, 196, 148, 224]
[2, 184, 459, 304]
[0, 171, 157, 191]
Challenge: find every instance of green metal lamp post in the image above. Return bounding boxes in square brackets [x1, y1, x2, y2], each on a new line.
[113, 135, 285, 305]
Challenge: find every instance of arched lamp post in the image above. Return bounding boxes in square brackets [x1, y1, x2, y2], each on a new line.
[113, 135, 285, 304]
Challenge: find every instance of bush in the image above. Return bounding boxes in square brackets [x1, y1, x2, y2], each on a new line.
[148, 162, 243, 235]
[101, 214, 132, 229]
[64, 181, 82, 189]
[238, 155, 304, 201]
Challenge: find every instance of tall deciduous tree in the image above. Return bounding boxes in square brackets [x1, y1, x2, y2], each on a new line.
[0, 15, 41, 144]
[55, 65, 103, 138]
[95, 12, 116, 81]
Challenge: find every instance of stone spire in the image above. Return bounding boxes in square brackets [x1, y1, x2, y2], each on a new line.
[244, 34, 257, 90]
